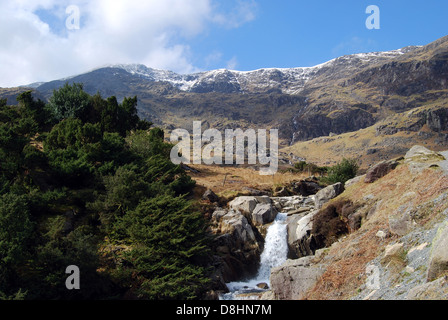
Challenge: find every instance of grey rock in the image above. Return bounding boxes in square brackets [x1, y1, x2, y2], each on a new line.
[314, 182, 345, 209]
[228, 196, 271, 215]
[407, 276, 448, 300]
[270, 256, 325, 300]
[287, 210, 319, 259]
[202, 189, 219, 202]
[364, 160, 399, 183]
[389, 206, 415, 236]
[427, 223, 448, 281]
[252, 203, 278, 226]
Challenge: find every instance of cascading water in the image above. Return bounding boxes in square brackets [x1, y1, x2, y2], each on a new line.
[220, 212, 288, 300]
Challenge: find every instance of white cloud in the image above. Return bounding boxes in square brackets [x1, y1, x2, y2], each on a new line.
[212, 0, 258, 29]
[226, 56, 238, 70]
[0, 0, 258, 87]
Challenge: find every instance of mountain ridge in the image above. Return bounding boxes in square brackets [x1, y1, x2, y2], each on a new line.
[2, 36, 447, 162]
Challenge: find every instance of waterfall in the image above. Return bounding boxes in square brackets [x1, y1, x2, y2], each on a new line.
[220, 212, 288, 300]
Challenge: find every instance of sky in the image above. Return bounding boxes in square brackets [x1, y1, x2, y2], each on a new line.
[1, 0, 447, 87]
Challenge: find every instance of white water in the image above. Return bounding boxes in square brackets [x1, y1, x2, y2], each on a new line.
[220, 212, 288, 300]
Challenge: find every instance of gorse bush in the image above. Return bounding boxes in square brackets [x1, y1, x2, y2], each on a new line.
[0, 83, 210, 300]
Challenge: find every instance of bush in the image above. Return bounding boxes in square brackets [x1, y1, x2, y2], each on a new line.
[320, 158, 359, 185]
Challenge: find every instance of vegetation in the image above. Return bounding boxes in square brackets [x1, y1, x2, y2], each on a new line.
[0, 84, 210, 300]
[292, 160, 328, 176]
[320, 158, 359, 185]
[290, 158, 358, 185]
[311, 198, 359, 248]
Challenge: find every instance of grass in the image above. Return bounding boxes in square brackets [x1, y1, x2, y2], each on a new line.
[187, 164, 307, 197]
[282, 103, 448, 170]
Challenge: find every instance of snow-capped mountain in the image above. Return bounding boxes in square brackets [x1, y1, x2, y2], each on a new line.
[83, 46, 419, 95]
[13, 36, 446, 146]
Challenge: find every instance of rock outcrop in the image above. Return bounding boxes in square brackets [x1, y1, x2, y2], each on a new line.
[364, 160, 399, 183]
[314, 182, 345, 209]
[427, 223, 448, 281]
[270, 255, 325, 300]
[210, 208, 263, 281]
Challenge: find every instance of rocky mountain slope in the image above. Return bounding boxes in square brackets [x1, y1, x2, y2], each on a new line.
[2, 36, 447, 160]
[268, 145, 448, 300]
[205, 145, 448, 300]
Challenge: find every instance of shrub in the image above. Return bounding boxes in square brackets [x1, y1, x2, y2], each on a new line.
[321, 158, 359, 185]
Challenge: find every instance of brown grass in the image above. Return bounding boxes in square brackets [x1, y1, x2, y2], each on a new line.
[187, 164, 307, 196]
[303, 161, 448, 300]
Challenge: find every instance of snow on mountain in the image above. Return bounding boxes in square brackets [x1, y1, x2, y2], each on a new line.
[59, 46, 422, 95]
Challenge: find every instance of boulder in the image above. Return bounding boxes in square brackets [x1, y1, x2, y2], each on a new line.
[364, 160, 399, 183]
[404, 145, 445, 173]
[407, 276, 448, 300]
[405, 145, 440, 159]
[314, 182, 344, 209]
[345, 175, 365, 188]
[228, 196, 271, 215]
[210, 208, 262, 282]
[256, 283, 269, 290]
[427, 223, 448, 281]
[291, 180, 322, 196]
[389, 205, 415, 236]
[202, 189, 219, 203]
[252, 203, 278, 226]
[270, 256, 325, 300]
[381, 242, 405, 264]
[242, 187, 272, 197]
[287, 210, 319, 259]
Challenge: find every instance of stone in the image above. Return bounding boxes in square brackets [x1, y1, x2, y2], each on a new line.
[404, 145, 445, 173]
[405, 145, 439, 159]
[314, 182, 345, 209]
[344, 175, 365, 188]
[347, 211, 363, 232]
[270, 256, 325, 300]
[291, 180, 322, 196]
[228, 197, 258, 214]
[228, 196, 271, 215]
[375, 230, 388, 240]
[427, 223, 448, 281]
[251, 203, 278, 226]
[382, 243, 404, 263]
[202, 189, 219, 202]
[211, 209, 262, 282]
[242, 187, 271, 197]
[364, 160, 399, 183]
[407, 276, 448, 300]
[256, 282, 269, 290]
[389, 206, 414, 236]
[287, 210, 319, 259]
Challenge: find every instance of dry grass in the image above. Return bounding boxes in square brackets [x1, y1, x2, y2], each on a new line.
[282, 104, 448, 170]
[187, 164, 307, 196]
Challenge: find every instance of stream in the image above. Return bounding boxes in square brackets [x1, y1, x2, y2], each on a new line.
[219, 212, 288, 300]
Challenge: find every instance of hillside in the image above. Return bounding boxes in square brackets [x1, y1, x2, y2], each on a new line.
[279, 146, 448, 300]
[2, 36, 446, 153]
[284, 104, 448, 170]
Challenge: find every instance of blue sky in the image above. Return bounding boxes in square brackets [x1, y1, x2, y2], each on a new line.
[192, 0, 448, 70]
[1, 0, 447, 87]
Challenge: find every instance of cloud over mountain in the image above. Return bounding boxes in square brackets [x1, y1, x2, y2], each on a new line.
[0, 0, 258, 87]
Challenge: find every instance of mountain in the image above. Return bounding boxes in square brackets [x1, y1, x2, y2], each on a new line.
[35, 45, 419, 96]
[2, 36, 448, 163]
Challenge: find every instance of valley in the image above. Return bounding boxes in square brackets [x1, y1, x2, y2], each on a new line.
[1, 34, 448, 301]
